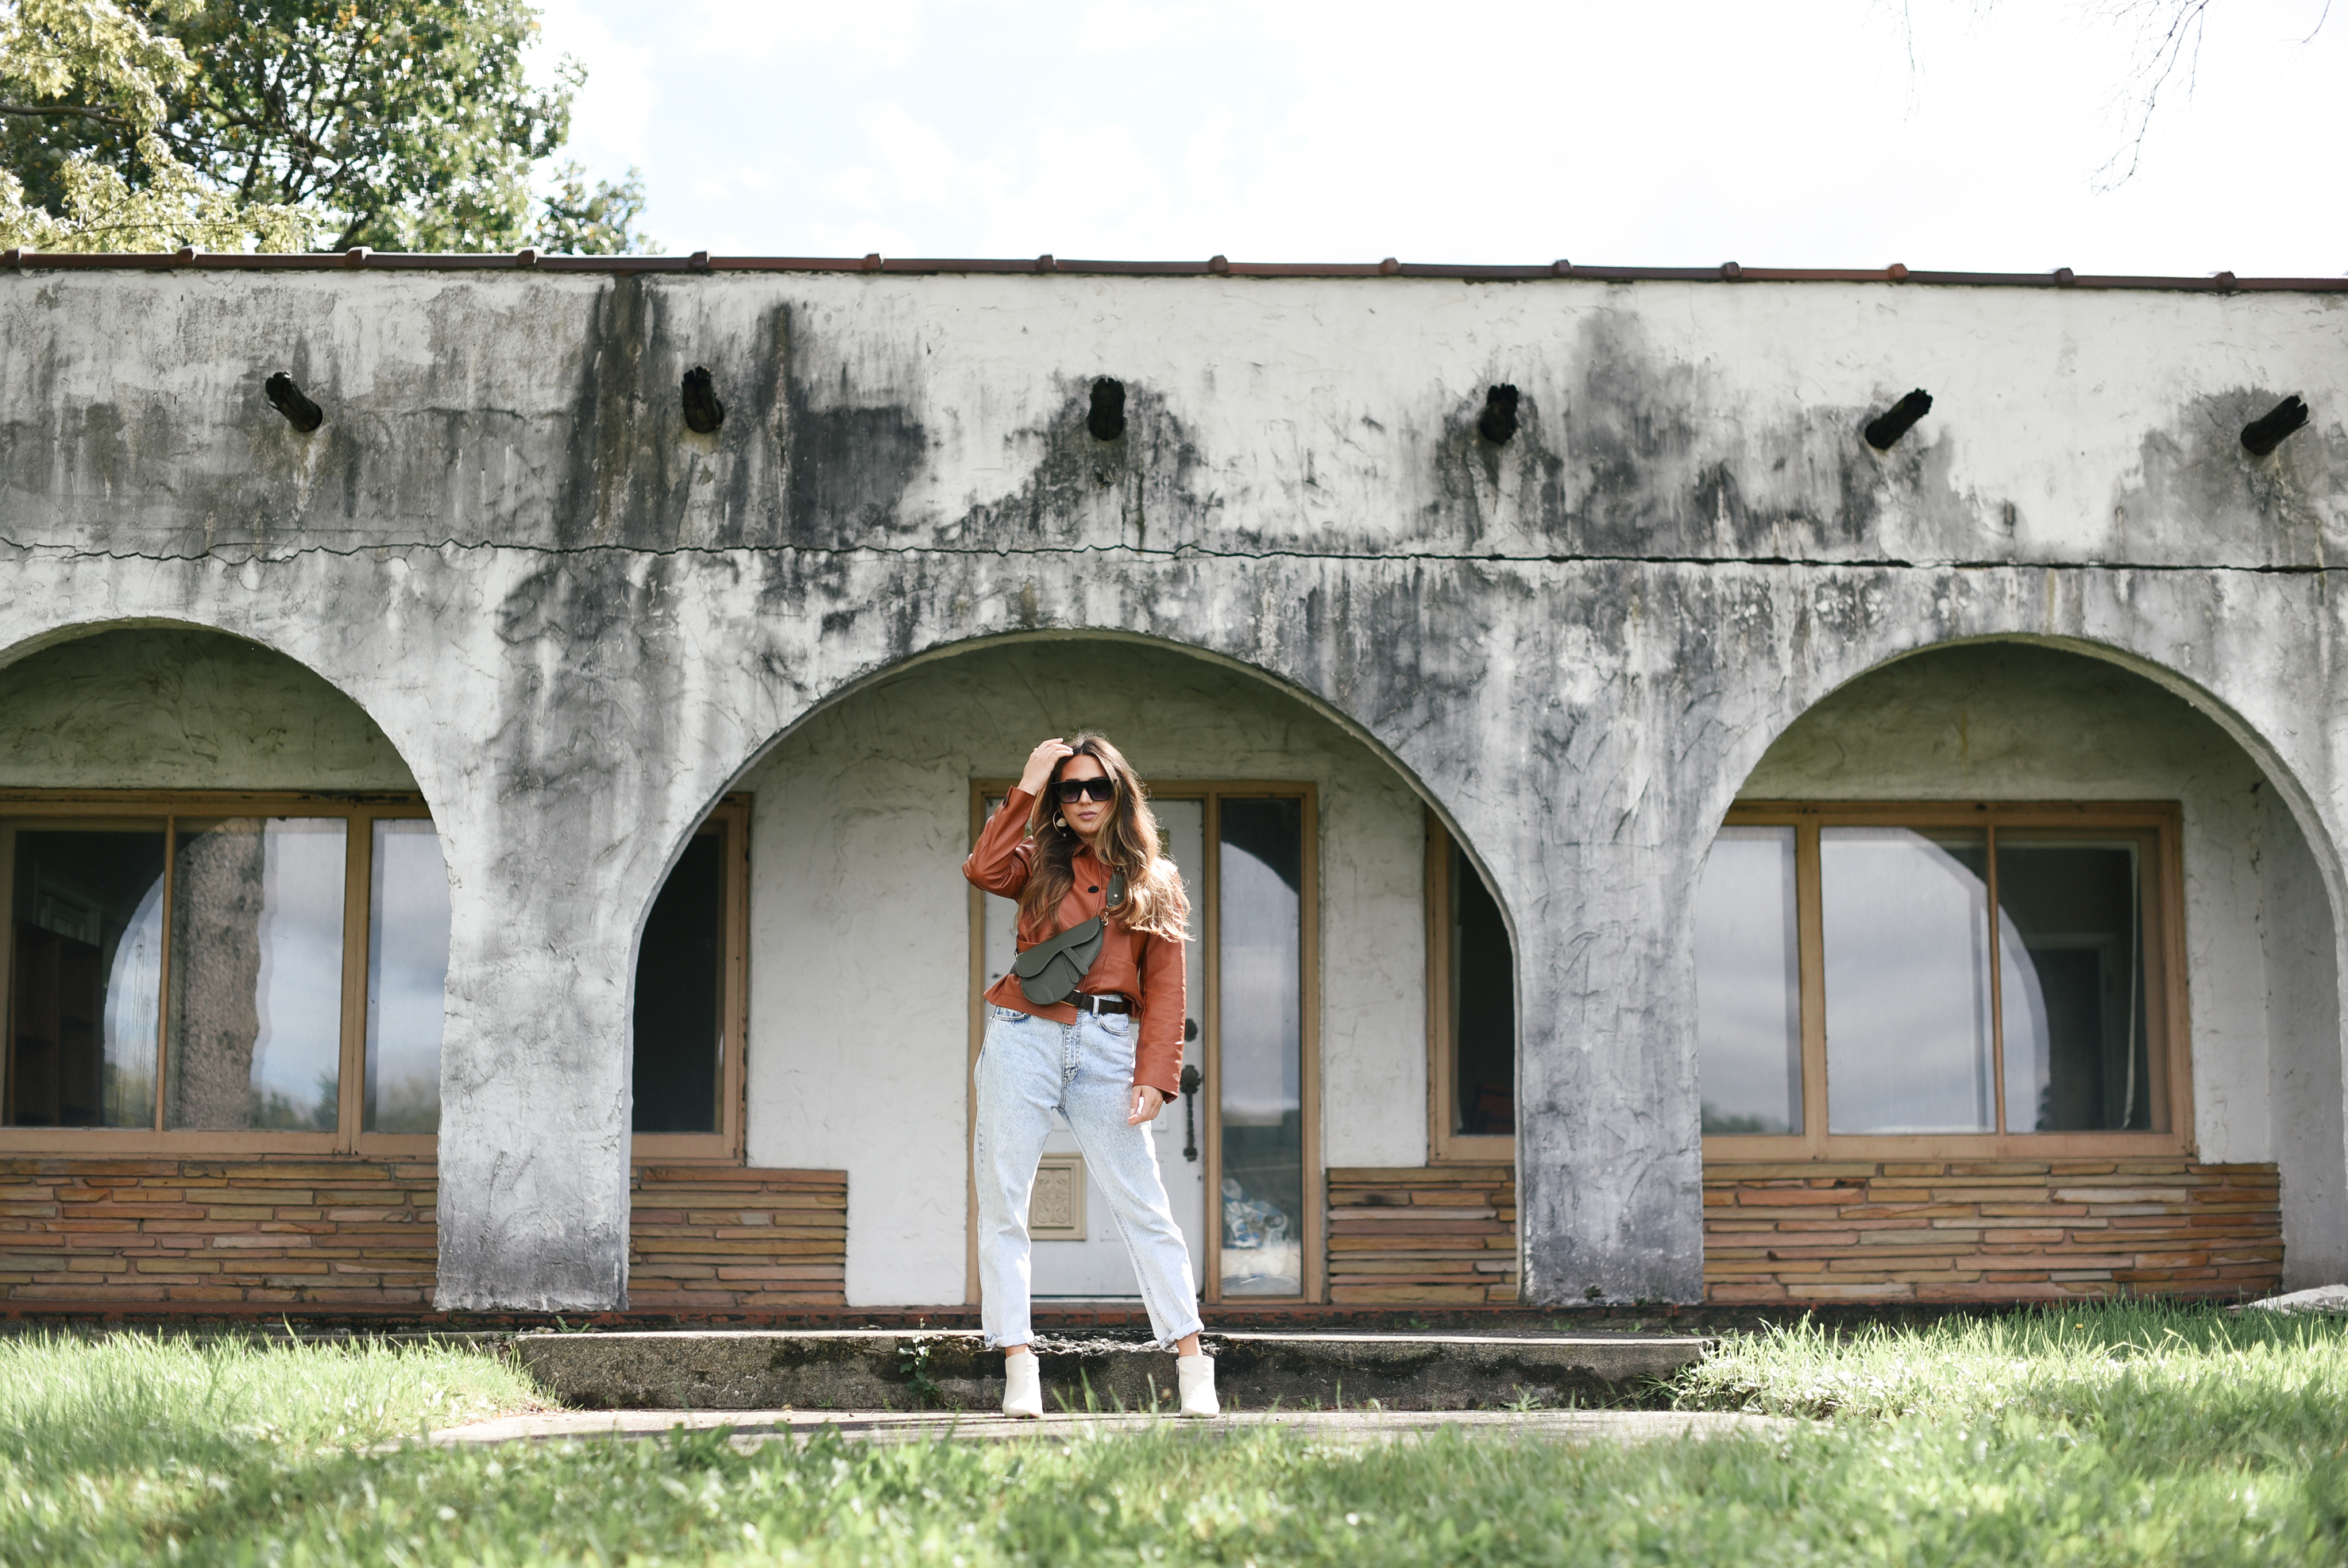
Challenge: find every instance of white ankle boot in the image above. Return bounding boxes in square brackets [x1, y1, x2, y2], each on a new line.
[1176, 1354, 1218, 1418]
[1002, 1352, 1044, 1419]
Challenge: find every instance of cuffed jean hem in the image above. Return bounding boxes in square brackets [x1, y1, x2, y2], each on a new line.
[974, 1003, 1203, 1352]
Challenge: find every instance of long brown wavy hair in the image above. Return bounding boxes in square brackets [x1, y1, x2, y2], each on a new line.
[1018, 732, 1191, 941]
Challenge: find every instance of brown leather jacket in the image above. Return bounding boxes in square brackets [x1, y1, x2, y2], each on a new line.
[963, 787, 1187, 1103]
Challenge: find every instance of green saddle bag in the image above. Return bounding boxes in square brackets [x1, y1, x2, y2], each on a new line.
[1012, 871, 1127, 1005]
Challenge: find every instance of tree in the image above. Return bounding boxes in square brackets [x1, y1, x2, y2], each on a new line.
[0, 0, 303, 251]
[1896, 0, 2328, 186]
[2090, 0, 2222, 185]
[0, 0, 648, 254]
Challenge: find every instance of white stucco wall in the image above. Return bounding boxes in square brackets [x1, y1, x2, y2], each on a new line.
[2256, 786, 2347, 1284]
[739, 636, 1429, 1307]
[11, 262, 2348, 1307]
[0, 627, 419, 791]
[1738, 639, 2342, 1243]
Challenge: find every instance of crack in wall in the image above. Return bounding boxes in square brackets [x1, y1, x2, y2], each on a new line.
[0, 534, 2338, 576]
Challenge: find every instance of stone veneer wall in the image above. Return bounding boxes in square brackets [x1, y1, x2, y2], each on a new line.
[1330, 1160, 2283, 1306]
[1326, 1165, 1521, 1304]
[624, 1165, 848, 1311]
[1702, 1159, 2282, 1302]
[0, 1158, 846, 1310]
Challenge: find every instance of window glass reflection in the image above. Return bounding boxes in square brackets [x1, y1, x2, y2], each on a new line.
[365, 820, 449, 1134]
[1449, 844, 1515, 1135]
[1821, 828, 1995, 1134]
[5, 825, 166, 1127]
[633, 829, 725, 1134]
[1996, 839, 2153, 1132]
[1218, 798, 1303, 1296]
[1695, 825, 1802, 1134]
[164, 818, 346, 1130]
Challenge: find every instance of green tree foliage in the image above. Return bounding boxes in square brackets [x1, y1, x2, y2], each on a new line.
[0, 0, 304, 250]
[0, 0, 647, 254]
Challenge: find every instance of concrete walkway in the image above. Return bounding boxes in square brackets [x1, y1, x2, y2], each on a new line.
[430, 1406, 1790, 1450]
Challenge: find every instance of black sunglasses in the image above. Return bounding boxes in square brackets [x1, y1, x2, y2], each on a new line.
[1053, 775, 1117, 803]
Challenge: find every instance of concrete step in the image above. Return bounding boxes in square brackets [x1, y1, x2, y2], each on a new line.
[512, 1329, 1711, 1413]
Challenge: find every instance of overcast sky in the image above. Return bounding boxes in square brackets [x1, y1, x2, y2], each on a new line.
[531, 0, 2342, 276]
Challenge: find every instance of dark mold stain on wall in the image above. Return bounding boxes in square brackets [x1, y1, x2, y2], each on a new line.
[2111, 388, 2348, 567]
[1535, 311, 1981, 562]
[1400, 309, 1987, 565]
[780, 303, 928, 549]
[944, 375, 1207, 555]
[553, 281, 797, 551]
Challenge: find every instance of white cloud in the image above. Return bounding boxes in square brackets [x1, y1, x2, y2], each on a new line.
[688, 164, 784, 204]
[1077, 0, 1210, 53]
[564, 0, 2348, 272]
[531, 0, 658, 166]
[689, 0, 930, 70]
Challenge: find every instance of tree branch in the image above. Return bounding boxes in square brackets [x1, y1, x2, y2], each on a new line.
[0, 102, 133, 128]
[2093, 0, 2216, 187]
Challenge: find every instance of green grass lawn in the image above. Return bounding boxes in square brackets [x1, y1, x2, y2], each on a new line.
[3, 1302, 2346, 1565]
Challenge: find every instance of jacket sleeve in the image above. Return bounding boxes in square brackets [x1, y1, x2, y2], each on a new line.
[963, 787, 1037, 898]
[1132, 924, 1188, 1104]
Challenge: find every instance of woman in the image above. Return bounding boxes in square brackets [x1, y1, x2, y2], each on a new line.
[963, 732, 1217, 1419]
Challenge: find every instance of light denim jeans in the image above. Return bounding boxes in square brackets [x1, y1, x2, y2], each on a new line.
[974, 1002, 1204, 1350]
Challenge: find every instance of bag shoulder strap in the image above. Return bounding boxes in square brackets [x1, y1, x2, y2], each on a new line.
[1009, 870, 1130, 979]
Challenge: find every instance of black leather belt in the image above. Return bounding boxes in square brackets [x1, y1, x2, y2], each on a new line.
[1068, 993, 1132, 1015]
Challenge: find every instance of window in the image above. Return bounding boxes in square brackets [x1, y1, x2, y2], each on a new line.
[0, 794, 445, 1150]
[630, 798, 748, 1160]
[1427, 814, 1516, 1161]
[1697, 803, 2188, 1155]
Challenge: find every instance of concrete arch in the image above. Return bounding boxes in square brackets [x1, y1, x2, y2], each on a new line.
[1693, 628, 2348, 1288]
[617, 614, 1531, 1148]
[663, 627, 1520, 1308]
[654, 624, 1516, 946]
[1703, 629, 2343, 919]
[0, 616, 435, 805]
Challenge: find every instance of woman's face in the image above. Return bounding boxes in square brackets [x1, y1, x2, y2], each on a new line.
[1057, 753, 1115, 840]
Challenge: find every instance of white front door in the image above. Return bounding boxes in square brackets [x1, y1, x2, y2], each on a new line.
[982, 798, 1208, 1296]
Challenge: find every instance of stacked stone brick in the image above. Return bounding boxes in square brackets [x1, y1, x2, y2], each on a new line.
[0, 1157, 438, 1305]
[627, 1165, 848, 1311]
[1326, 1159, 2282, 1307]
[0, 1158, 848, 1310]
[1326, 1165, 1520, 1303]
[1702, 1159, 2282, 1302]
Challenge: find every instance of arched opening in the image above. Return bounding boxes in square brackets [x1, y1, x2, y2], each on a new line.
[0, 625, 450, 1305]
[1693, 639, 2339, 1300]
[637, 633, 1518, 1310]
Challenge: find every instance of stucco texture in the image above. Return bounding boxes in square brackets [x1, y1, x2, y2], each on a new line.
[0, 627, 417, 791]
[740, 636, 1426, 1307]
[3, 267, 2345, 1307]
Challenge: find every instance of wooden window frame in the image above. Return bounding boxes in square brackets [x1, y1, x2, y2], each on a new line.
[631, 794, 752, 1164]
[0, 790, 437, 1157]
[964, 781, 1323, 1305]
[1426, 812, 1516, 1165]
[1708, 800, 2194, 1161]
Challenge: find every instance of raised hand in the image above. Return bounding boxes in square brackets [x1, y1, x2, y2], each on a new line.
[1018, 737, 1076, 794]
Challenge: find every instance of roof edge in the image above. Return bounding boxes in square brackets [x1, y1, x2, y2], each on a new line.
[2, 247, 2340, 292]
